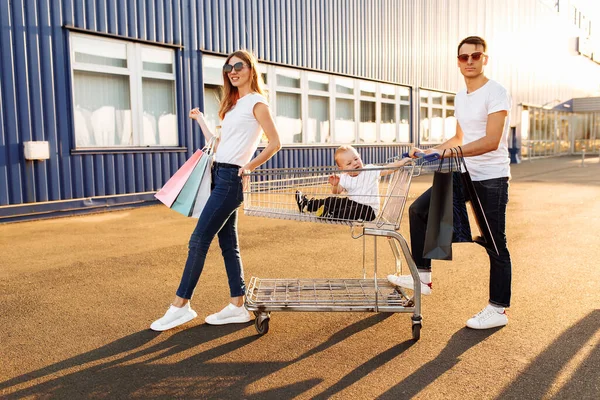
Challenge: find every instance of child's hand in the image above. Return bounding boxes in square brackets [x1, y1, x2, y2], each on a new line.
[399, 157, 412, 165]
[328, 174, 340, 186]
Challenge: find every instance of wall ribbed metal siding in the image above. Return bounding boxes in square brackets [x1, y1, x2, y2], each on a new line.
[0, 0, 201, 207]
[573, 97, 600, 112]
[2, 0, 600, 211]
[199, 0, 597, 106]
[257, 144, 411, 170]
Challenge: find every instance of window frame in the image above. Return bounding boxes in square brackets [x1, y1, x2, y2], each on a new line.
[69, 32, 179, 150]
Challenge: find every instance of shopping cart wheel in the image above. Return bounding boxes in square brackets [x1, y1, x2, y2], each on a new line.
[254, 312, 270, 335]
[411, 323, 421, 341]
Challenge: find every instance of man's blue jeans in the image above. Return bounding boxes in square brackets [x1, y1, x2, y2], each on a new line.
[176, 164, 245, 300]
[409, 177, 512, 307]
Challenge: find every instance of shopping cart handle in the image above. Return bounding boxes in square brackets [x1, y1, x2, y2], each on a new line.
[401, 152, 441, 161]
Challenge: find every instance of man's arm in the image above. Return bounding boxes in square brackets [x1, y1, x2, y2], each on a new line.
[458, 110, 507, 156]
[408, 122, 464, 157]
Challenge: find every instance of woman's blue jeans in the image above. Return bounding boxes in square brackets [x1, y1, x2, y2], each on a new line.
[409, 177, 512, 307]
[176, 164, 245, 300]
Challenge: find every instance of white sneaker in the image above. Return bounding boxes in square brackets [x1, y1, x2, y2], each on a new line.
[466, 305, 508, 329]
[205, 303, 252, 325]
[150, 303, 198, 331]
[387, 274, 432, 295]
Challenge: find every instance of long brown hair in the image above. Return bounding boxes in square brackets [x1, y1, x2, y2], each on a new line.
[218, 50, 266, 120]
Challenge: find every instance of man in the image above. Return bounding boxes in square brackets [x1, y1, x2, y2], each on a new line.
[388, 36, 512, 329]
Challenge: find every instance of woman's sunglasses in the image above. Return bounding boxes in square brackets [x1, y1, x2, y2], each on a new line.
[457, 52, 485, 63]
[223, 62, 247, 73]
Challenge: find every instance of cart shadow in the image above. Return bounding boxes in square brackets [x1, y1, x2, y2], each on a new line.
[294, 312, 394, 362]
[376, 327, 501, 399]
[496, 309, 600, 399]
[0, 313, 393, 399]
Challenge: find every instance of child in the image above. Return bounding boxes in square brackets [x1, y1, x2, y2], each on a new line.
[296, 145, 411, 222]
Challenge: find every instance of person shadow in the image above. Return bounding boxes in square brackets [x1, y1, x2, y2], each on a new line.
[496, 309, 599, 399]
[376, 326, 501, 399]
[0, 313, 394, 399]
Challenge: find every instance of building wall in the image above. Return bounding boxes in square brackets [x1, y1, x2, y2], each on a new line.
[1, 0, 599, 220]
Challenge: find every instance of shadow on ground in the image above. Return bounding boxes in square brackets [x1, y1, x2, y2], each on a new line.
[2, 314, 395, 398]
[496, 309, 599, 400]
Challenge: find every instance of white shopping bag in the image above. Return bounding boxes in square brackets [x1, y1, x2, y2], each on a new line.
[190, 154, 213, 219]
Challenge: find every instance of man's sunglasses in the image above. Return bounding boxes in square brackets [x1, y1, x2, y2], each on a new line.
[223, 62, 247, 73]
[457, 52, 485, 63]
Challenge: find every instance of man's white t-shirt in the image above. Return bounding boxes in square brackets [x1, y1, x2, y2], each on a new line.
[455, 79, 511, 181]
[215, 93, 269, 167]
[339, 165, 381, 214]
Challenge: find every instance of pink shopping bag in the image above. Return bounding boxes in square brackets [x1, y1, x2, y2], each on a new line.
[155, 149, 203, 207]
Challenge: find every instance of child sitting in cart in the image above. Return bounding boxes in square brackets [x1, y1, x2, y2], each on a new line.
[295, 145, 411, 222]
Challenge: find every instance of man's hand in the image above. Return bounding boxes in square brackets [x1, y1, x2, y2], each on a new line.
[423, 148, 444, 158]
[408, 147, 424, 158]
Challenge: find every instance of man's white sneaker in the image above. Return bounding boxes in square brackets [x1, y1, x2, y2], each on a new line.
[387, 274, 432, 295]
[150, 303, 198, 331]
[466, 305, 508, 329]
[205, 303, 252, 325]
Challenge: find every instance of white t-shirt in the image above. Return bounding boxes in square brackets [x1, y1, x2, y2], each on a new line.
[339, 165, 381, 213]
[215, 93, 269, 167]
[455, 79, 511, 181]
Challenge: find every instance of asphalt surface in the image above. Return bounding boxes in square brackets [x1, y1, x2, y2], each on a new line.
[1, 155, 599, 399]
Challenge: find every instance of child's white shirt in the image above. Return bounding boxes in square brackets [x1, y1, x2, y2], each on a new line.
[339, 164, 381, 214]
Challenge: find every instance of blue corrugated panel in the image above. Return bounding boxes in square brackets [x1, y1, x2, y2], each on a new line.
[2, 0, 599, 222]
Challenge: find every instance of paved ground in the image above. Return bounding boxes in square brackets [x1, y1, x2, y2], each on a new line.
[0, 156, 599, 399]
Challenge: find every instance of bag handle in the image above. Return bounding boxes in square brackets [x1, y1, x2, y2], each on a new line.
[456, 146, 469, 172]
[437, 149, 450, 172]
[437, 148, 462, 173]
[203, 135, 218, 155]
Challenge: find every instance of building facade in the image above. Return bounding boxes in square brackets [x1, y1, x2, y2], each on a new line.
[1, 0, 599, 222]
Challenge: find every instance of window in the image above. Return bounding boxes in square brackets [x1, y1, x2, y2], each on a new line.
[275, 68, 302, 143]
[200, 56, 414, 146]
[380, 84, 396, 143]
[358, 81, 377, 143]
[203, 56, 225, 133]
[335, 77, 356, 143]
[419, 89, 455, 144]
[70, 33, 177, 148]
[307, 73, 331, 143]
[399, 87, 411, 143]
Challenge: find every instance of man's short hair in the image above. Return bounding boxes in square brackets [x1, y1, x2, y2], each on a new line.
[457, 36, 487, 55]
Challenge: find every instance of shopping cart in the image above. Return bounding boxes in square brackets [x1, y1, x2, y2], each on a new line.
[242, 154, 437, 340]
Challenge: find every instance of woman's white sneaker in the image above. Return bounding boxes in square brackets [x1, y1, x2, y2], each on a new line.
[466, 304, 508, 329]
[205, 303, 252, 325]
[150, 303, 198, 331]
[387, 274, 432, 295]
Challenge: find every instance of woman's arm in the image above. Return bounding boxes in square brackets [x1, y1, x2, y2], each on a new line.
[189, 108, 217, 142]
[239, 103, 281, 175]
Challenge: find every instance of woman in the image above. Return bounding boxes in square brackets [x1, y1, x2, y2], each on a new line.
[151, 50, 281, 331]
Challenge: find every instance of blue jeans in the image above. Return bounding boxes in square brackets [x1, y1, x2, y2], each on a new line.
[176, 164, 245, 299]
[409, 177, 512, 307]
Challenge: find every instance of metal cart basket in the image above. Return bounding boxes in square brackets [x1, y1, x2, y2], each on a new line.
[243, 160, 426, 340]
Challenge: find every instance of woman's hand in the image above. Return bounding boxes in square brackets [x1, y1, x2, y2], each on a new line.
[238, 164, 253, 177]
[189, 108, 203, 121]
